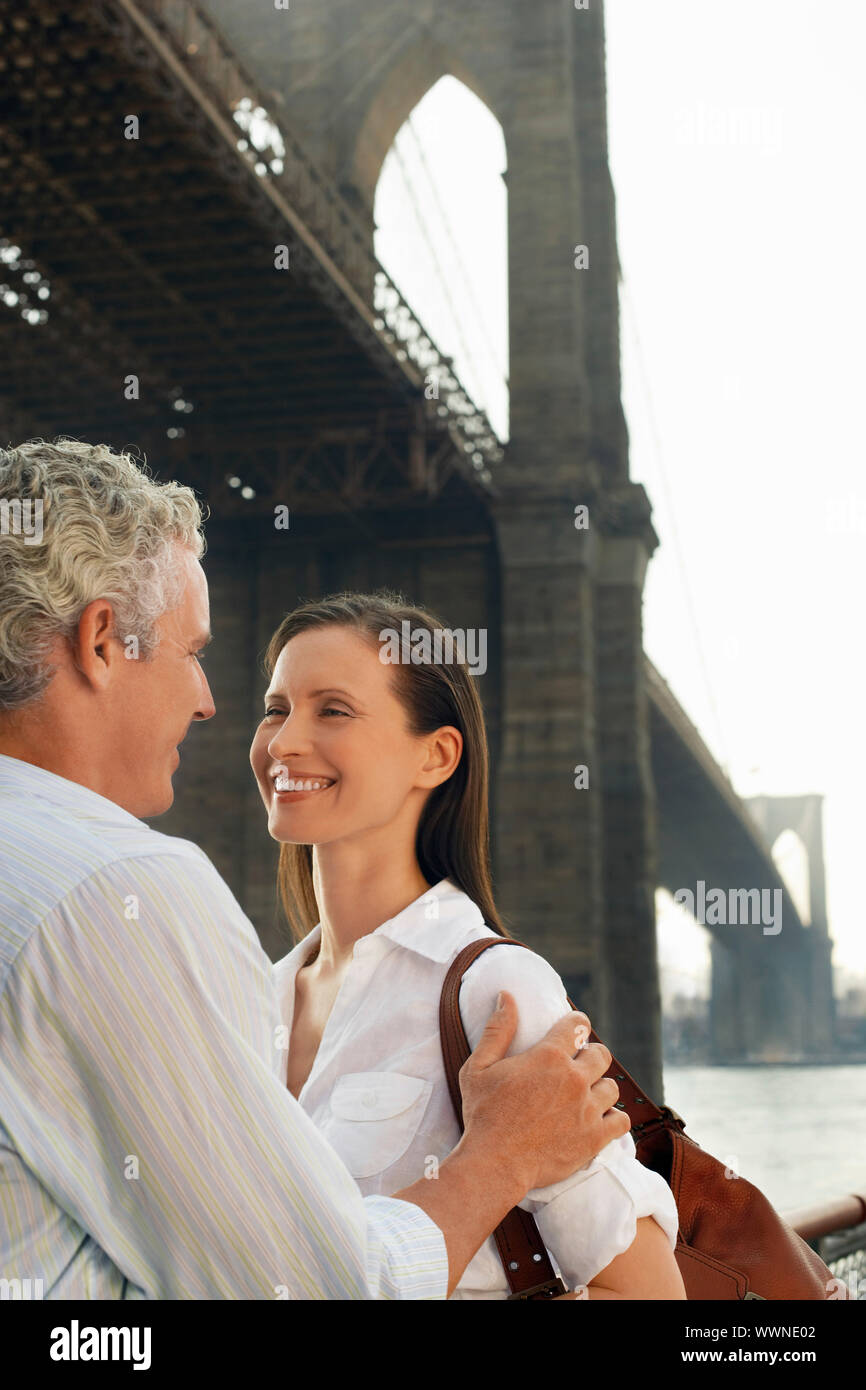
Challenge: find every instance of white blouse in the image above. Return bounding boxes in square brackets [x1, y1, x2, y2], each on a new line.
[272, 877, 680, 1298]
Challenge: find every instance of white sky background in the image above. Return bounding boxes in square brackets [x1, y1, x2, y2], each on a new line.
[374, 93, 509, 441]
[374, 1, 866, 993]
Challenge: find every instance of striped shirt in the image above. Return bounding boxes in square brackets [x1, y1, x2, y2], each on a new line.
[0, 754, 447, 1299]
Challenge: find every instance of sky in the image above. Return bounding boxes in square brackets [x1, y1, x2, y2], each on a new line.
[373, 1, 866, 996]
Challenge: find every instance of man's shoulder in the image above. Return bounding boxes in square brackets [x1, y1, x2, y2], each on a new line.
[0, 797, 219, 975]
[2, 790, 210, 877]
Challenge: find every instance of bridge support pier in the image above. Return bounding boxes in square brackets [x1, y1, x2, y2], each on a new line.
[710, 931, 832, 1061]
[595, 531, 663, 1099]
[490, 493, 607, 1033]
[491, 490, 663, 1100]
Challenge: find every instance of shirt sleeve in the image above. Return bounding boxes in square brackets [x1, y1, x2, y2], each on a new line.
[458, 945, 680, 1288]
[0, 851, 447, 1300]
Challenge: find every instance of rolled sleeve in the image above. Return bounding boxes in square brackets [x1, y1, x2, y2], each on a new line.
[534, 1131, 680, 1286]
[458, 945, 680, 1288]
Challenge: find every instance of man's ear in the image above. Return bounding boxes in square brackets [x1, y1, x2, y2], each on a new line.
[72, 599, 120, 690]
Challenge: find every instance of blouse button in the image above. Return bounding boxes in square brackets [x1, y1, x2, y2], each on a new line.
[362, 1092, 378, 1109]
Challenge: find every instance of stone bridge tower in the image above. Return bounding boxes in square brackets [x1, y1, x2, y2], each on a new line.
[738, 795, 837, 1057]
[199, 0, 664, 1094]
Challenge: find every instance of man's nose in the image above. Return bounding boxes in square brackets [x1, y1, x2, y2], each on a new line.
[194, 671, 216, 721]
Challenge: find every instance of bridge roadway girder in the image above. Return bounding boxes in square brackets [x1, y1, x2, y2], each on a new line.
[0, 0, 500, 502]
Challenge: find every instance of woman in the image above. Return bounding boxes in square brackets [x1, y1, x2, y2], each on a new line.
[250, 590, 685, 1299]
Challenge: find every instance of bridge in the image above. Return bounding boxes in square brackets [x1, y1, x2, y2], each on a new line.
[0, 0, 836, 1093]
[648, 661, 836, 1063]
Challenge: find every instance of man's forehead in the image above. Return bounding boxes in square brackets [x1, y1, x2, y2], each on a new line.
[183, 551, 210, 610]
[162, 549, 210, 640]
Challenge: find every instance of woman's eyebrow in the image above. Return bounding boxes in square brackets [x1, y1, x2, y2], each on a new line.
[262, 687, 361, 706]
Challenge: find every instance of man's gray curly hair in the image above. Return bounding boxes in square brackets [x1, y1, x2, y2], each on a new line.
[0, 438, 206, 711]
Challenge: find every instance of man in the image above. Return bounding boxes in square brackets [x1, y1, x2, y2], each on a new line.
[0, 439, 629, 1299]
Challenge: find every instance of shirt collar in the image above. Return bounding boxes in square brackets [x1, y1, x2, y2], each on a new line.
[275, 876, 489, 978]
[0, 753, 147, 828]
[371, 877, 488, 962]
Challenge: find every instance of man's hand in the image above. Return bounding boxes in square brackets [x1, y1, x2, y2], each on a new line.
[459, 990, 629, 1192]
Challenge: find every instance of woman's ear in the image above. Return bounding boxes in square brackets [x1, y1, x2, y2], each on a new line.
[419, 726, 463, 788]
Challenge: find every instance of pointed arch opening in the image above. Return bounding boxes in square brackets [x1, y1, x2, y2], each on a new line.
[771, 830, 811, 926]
[373, 75, 509, 442]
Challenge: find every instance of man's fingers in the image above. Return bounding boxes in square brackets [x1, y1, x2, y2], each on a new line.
[463, 999, 628, 1143]
[603, 1103, 633, 1141]
[591, 1075, 621, 1110]
[543, 1011, 611, 1070]
[462, 989, 519, 1073]
[544, 1009, 593, 1054]
[581, 1039, 613, 1077]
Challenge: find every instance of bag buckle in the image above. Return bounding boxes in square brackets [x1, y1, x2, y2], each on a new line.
[507, 1277, 569, 1300]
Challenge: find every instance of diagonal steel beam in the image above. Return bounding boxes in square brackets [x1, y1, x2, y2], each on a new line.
[105, 0, 503, 489]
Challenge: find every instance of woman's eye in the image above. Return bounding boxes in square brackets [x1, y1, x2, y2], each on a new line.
[261, 706, 349, 721]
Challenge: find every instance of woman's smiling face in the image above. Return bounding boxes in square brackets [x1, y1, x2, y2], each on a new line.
[250, 625, 455, 846]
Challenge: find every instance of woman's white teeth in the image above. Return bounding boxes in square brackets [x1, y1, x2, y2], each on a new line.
[274, 773, 333, 793]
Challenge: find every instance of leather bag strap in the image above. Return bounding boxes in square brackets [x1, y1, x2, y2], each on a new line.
[439, 935, 684, 1298]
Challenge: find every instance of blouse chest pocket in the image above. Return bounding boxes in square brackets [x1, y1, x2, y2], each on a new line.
[325, 1071, 434, 1179]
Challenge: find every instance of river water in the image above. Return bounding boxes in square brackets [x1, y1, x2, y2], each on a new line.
[661, 1063, 866, 1213]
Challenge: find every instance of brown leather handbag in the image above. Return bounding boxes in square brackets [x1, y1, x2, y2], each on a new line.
[440, 936, 840, 1300]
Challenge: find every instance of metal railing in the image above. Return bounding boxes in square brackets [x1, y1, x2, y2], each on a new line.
[784, 1192, 866, 1299]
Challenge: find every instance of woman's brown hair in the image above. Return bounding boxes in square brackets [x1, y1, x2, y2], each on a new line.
[263, 589, 510, 943]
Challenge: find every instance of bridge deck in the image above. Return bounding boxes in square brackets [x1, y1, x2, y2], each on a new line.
[0, 0, 501, 511]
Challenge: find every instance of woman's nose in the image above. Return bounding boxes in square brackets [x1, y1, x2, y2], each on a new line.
[268, 719, 313, 760]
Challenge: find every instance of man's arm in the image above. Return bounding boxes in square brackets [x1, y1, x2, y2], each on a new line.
[0, 853, 447, 1298]
[1, 854, 626, 1299]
